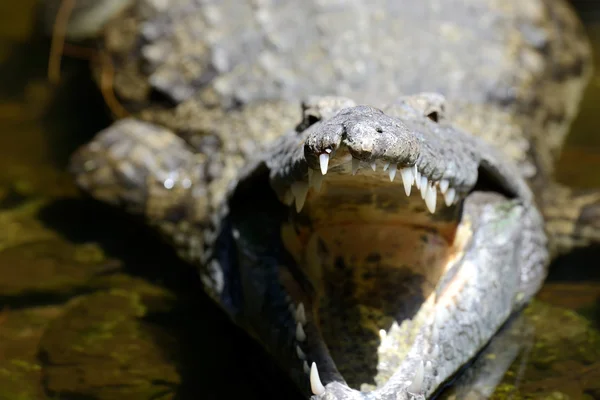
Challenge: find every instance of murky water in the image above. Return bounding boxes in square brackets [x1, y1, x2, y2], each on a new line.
[0, 2, 598, 400]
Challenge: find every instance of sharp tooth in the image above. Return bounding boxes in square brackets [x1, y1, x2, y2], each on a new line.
[296, 322, 306, 341]
[407, 360, 424, 394]
[439, 179, 449, 194]
[400, 167, 413, 196]
[432, 344, 440, 359]
[383, 162, 390, 171]
[296, 345, 306, 360]
[425, 360, 433, 375]
[351, 158, 360, 175]
[296, 303, 306, 324]
[303, 361, 310, 374]
[310, 362, 326, 395]
[319, 153, 329, 175]
[415, 167, 421, 189]
[370, 162, 377, 171]
[388, 164, 397, 182]
[444, 187, 456, 206]
[420, 177, 428, 199]
[425, 185, 437, 214]
[291, 182, 309, 213]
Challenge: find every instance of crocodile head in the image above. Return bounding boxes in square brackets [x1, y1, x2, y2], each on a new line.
[68, 94, 548, 400]
[224, 95, 548, 399]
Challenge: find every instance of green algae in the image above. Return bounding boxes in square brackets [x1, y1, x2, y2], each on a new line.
[39, 280, 180, 400]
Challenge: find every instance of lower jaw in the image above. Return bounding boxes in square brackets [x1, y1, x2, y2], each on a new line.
[280, 218, 471, 395]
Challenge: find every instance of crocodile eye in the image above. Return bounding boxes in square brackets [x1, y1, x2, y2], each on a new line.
[427, 111, 439, 123]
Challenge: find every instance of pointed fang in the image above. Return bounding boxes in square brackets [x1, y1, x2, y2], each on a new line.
[296, 303, 306, 324]
[388, 164, 397, 182]
[310, 362, 326, 395]
[425, 185, 437, 214]
[351, 158, 360, 175]
[371, 162, 377, 171]
[444, 187, 456, 206]
[407, 360, 424, 394]
[420, 177, 428, 199]
[291, 182, 309, 213]
[400, 167, 413, 196]
[296, 345, 306, 360]
[319, 153, 329, 175]
[439, 179, 449, 194]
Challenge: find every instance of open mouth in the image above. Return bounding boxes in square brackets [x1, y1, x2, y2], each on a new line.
[227, 99, 542, 399]
[280, 149, 467, 392]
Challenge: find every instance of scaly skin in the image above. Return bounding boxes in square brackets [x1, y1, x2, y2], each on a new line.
[55, 0, 600, 398]
[70, 0, 598, 255]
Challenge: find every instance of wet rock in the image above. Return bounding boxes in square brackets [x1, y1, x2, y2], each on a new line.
[39, 279, 180, 400]
[0, 305, 62, 400]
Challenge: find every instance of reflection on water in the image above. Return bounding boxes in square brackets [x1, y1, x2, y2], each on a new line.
[0, 2, 598, 400]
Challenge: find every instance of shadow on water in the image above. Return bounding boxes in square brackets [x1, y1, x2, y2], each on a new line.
[36, 197, 303, 400]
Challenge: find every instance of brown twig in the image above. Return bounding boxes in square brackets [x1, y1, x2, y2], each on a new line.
[99, 51, 130, 119]
[48, 0, 76, 84]
[48, 0, 130, 118]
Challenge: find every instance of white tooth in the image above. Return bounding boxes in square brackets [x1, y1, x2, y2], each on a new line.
[296, 345, 306, 360]
[400, 168, 413, 196]
[383, 162, 390, 171]
[425, 185, 437, 214]
[303, 361, 310, 374]
[371, 162, 377, 171]
[296, 303, 306, 324]
[351, 158, 360, 175]
[407, 360, 424, 394]
[310, 362, 326, 395]
[388, 164, 397, 182]
[432, 344, 440, 359]
[439, 179, 449, 194]
[311, 172, 323, 192]
[415, 167, 421, 189]
[444, 187, 456, 206]
[291, 182, 309, 213]
[420, 177, 428, 199]
[296, 322, 306, 341]
[319, 153, 329, 175]
[425, 361, 433, 374]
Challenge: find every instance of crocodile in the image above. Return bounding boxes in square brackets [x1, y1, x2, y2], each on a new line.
[54, 0, 600, 399]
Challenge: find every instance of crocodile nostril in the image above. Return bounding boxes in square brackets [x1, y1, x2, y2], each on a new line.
[426, 111, 439, 123]
[376, 127, 383, 133]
